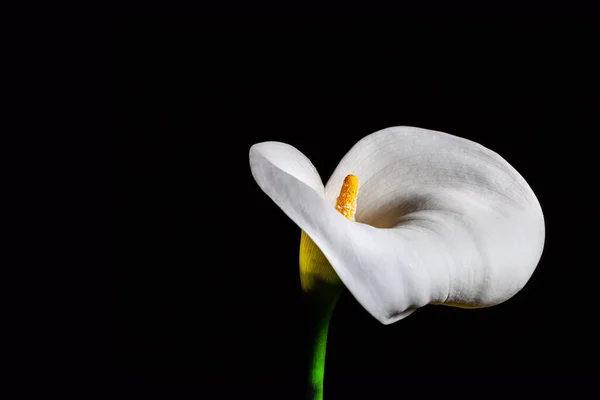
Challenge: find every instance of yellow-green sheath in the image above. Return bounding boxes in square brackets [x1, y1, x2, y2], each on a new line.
[300, 231, 344, 400]
[300, 175, 358, 399]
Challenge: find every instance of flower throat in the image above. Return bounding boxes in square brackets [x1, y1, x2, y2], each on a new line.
[299, 174, 359, 291]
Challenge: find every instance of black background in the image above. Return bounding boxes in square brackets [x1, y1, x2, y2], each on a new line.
[113, 25, 597, 399]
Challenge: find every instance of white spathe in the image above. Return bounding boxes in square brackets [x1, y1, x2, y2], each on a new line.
[249, 126, 545, 325]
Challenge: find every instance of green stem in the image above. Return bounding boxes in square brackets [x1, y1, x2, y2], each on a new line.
[304, 282, 342, 400]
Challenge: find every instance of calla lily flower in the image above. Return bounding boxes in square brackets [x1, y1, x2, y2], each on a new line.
[249, 126, 545, 399]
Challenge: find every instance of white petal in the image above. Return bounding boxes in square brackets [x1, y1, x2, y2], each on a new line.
[250, 142, 415, 323]
[249, 141, 325, 196]
[250, 128, 545, 325]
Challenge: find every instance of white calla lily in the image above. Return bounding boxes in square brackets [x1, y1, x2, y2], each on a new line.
[249, 126, 544, 399]
[251, 126, 544, 322]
